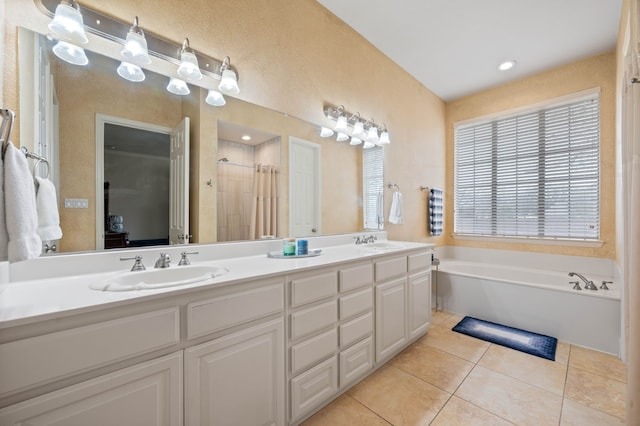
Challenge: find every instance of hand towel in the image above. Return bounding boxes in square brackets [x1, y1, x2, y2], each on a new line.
[3, 143, 41, 262]
[35, 177, 63, 241]
[388, 191, 404, 224]
[0, 150, 8, 260]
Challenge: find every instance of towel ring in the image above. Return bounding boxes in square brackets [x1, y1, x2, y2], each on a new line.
[387, 183, 400, 192]
[33, 158, 50, 179]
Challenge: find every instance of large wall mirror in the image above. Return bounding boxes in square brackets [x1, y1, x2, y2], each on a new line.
[18, 26, 364, 255]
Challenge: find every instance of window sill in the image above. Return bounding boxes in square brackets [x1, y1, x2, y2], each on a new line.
[452, 234, 604, 248]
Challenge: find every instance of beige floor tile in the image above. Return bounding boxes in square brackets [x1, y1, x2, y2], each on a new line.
[456, 365, 563, 426]
[439, 313, 465, 330]
[478, 344, 567, 395]
[431, 309, 453, 326]
[301, 394, 390, 426]
[560, 398, 624, 425]
[431, 395, 513, 426]
[569, 345, 626, 382]
[390, 342, 474, 393]
[347, 364, 450, 426]
[565, 366, 626, 419]
[420, 324, 490, 363]
[554, 341, 571, 365]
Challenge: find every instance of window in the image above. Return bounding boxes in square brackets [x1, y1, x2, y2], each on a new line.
[454, 92, 600, 240]
[363, 146, 384, 230]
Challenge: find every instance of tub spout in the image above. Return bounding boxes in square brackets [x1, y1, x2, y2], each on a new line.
[568, 272, 597, 290]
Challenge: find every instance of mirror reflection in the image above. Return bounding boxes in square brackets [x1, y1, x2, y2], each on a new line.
[19, 27, 363, 255]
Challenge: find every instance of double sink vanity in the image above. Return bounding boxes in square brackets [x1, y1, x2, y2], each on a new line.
[0, 233, 433, 425]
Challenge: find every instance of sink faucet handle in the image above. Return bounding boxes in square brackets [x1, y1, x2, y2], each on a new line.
[569, 281, 581, 290]
[353, 236, 362, 245]
[179, 251, 199, 266]
[120, 255, 146, 271]
[600, 281, 613, 290]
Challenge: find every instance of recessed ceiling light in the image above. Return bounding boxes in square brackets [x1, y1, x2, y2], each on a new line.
[498, 60, 517, 71]
[241, 135, 251, 141]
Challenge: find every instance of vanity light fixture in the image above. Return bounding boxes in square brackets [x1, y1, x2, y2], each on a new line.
[205, 89, 226, 106]
[319, 126, 335, 138]
[121, 16, 151, 65]
[335, 113, 348, 133]
[362, 140, 376, 149]
[48, 0, 88, 44]
[352, 118, 367, 140]
[365, 119, 379, 145]
[218, 57, 240, 95]
[51, 39, 89, 65]
[336, 132, 349, 142]
[378, 124, 390, 145]
[117, 61, 145, 82]
[349, 137, 363, 146]
[323, 104, 390, 148]
[167, 77, 190, 95]
[177, 38, 203, 81]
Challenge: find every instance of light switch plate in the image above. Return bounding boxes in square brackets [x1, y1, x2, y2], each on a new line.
[64, 198, 89, 208]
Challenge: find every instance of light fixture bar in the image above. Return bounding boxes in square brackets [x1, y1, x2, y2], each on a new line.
[38, 0, 239, 81]
[324, 104, 385, 135]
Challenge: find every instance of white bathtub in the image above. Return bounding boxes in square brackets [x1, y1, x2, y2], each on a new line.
[436, 259, 621, 355]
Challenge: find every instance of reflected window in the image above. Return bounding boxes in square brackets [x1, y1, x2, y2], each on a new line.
[363, 146, 384, 230]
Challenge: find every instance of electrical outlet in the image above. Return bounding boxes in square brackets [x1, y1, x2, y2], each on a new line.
[64, 198, 89, 209]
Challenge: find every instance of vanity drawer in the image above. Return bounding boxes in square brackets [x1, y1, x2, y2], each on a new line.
[290, 355, 338, 423]
[0, 307, 180, 397]
[340, 312, 373, 348]
[290, 272, 338, 307]
[339, 262, 373, 292]
[408, 251, 432, 273]
[339, 337, 373, 388]
[375, 256, 408, 282]
[339, 287, 372, 320]
[290, 300, 337, 341]
[290, 328, 338, 375]
[187, 282, 284, 339]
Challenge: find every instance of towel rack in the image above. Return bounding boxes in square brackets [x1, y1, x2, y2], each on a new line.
[0, 108, 16, 160]
[387, 182, 400, 192]
[21, 146, 51, 179]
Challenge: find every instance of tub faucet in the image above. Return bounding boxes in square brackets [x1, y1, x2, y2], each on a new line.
[154, 253, 171, 269]
[568, 272, 597, 290]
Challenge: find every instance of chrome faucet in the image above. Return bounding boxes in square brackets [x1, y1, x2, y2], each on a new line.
[363, 234, 377, 244]
[568, 272, 597, 290]
[154, 253, 171, 268]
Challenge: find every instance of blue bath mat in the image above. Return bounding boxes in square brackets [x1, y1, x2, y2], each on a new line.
[452, 316, 558, 361]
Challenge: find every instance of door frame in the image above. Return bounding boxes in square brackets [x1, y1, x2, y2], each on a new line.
[288, 137, 321, 237]
[95, 114, 172, 250]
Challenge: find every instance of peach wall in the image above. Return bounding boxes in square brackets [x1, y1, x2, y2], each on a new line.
[445, 51, 617, 259]
[2, 0, 446, 247]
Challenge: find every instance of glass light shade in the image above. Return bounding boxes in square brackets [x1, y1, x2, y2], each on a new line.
[167, 78, 190, 95]
[205, 89, 226, 106]
[121, 31, 151, 65]
[319, 126, 334, 138]
[218, 69, 240, 95]
[52, 40, 88, 66]
[363, 141, 376, 149]
[336, 132, 349, 142]
[352, 121, 366, 139]
[366, 126, 379, 144]
[117, 61, 145, 82]
[334, 115, 348, 133]
[177, 50, 203, 81]
[350, 137, 363, 146]
[378, 130, 390, 145]
[48, 2, 88, 44]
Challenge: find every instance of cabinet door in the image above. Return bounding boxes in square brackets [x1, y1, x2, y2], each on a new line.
[0, 352, 183, 426]
[375, 277, 407, 362]
[184, 318, 285, 426]
[408, 272, 431, 340]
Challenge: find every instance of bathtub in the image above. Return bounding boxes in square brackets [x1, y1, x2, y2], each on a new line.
[436, 259, 621, 355]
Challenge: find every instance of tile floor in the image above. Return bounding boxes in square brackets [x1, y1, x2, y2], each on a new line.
[303, 310, 626, 425]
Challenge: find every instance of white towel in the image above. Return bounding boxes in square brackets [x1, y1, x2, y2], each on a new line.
[35, 177, 63, 241]
[4, 143, 41, 262]
[0, 149, 8, 259]
[388, 191, 404, 225]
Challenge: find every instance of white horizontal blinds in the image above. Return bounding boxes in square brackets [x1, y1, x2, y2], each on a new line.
[363, 146, 384, 230]
[454, 94, 600, 239]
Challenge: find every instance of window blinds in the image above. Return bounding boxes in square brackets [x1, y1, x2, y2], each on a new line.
[363, 146, 384, 230]
[454, 94, 600, 240]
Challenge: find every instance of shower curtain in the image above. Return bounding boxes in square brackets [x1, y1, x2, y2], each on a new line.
[249, 164, 279, 239]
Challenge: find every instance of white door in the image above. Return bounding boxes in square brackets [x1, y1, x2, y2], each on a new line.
[408, 271, 432, 340]
[289, 137, 320, 237]
[169, 117, 190, 245]
[184, 318, 285, 426]
[375, 277, 407, 362]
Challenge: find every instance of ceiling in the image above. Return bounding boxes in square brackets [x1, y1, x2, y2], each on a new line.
[317, 0, 623, 102]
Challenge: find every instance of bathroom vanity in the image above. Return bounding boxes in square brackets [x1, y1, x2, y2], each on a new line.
[0, 235, 433, 425]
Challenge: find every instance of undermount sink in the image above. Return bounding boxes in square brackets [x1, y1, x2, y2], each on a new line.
[361, 242, 405, 250]
[90, 265, 229, 292]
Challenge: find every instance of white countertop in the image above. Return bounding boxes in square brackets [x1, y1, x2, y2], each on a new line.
[0, 237, 433, 328]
